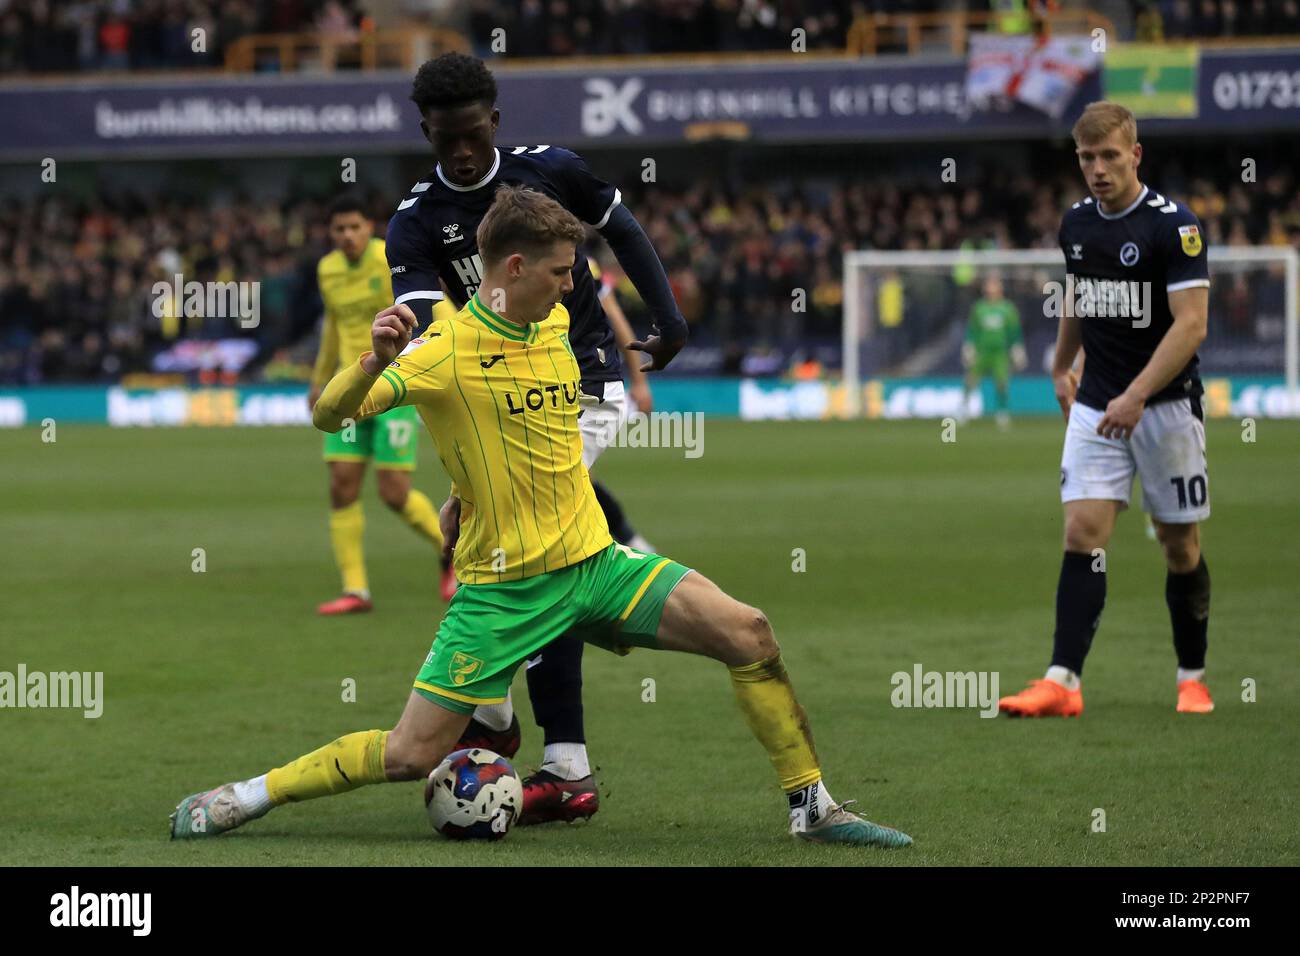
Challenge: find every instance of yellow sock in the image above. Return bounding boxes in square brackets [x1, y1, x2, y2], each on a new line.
[329, 502, 367, 595]
[729, 654, 822, 793]
[398, 488, 444, 549]
[265, 730, 389, 805]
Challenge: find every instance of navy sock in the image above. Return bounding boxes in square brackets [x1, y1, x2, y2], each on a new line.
[1050, 550, 1106, 676]
[1167, 556, 1210, 670]
[526, 636, 586, 746]
[591, 480, 636, 543]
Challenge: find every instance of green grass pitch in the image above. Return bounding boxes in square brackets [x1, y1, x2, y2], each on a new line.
[1, 417, 1296, 866]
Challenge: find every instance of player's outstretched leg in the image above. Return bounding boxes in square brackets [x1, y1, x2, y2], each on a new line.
[1000, 499, 1117, 717]
[170, 693, 468, 839]
[655, 572, 911, 848]
[1153, 520, 1213, 713]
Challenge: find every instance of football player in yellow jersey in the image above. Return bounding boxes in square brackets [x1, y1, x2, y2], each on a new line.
[308, 195, 447, 615]
[170, 186, 912, 848]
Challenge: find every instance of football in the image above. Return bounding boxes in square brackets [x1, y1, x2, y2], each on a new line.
[424, 748, 523, 840]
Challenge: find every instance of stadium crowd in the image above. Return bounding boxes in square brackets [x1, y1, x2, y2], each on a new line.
[2, 146, 1297, 383]
[0, 0, 373, 72]
[1, 1, 1296, 73]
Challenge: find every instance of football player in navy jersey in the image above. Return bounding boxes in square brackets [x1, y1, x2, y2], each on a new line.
[999, 101, 1216, 718]
[386, 53, 690, 821]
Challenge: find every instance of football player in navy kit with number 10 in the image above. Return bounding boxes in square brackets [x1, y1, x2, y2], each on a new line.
[999, 101, 1216, 718]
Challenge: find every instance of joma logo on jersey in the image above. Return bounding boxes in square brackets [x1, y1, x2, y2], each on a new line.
[505, 383, 579, 416]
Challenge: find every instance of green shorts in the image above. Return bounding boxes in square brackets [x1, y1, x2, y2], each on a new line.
[322, 404, 419, 470]
[414, 543, 693, 713]
[971, 353, 1010, 385]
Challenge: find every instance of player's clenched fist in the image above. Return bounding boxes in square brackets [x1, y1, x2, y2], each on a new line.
[366, 304, 419, 368]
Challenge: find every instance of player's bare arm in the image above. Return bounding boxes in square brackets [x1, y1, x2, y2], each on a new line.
[1051, 310, 1083, 422]
[439, 494, 460, 561]
[1096, 286, 1208, 440]
[601, 289, 652, 412]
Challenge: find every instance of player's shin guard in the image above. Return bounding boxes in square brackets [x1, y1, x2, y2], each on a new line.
[591, 480, 636, 544]
[265, 730, 389, 805]
[526, 637, 586, 745]
[329, 502, 368, 595]
[1051, 550, 1106, 676]
[728, 654, 821, 793]
[398, 488, 444, 549]
[1167, 556, 1210, 670]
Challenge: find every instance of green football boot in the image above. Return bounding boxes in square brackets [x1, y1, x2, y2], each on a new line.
[169, 784, 255, 840]
[792, 800, 913, 848]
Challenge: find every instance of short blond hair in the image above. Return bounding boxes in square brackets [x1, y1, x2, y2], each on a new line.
[1072, 101, 1137, 146]
[477, 184, 586, 266]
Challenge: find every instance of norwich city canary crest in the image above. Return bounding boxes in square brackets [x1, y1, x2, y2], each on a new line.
[450, 651, 484, 685]
[1178, 224, 1202, 257]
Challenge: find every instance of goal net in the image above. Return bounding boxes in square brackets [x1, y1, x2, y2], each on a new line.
[841, 247, 1299, 419]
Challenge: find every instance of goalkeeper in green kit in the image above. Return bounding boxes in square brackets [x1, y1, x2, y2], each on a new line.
[962, 274, 1027, 429]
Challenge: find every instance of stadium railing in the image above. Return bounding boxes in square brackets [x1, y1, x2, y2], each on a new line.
[222, 28, 469, 73]
[218, 15, 1300, 73]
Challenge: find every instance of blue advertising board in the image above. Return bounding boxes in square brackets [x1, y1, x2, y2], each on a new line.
[0, 47, 1295, 160]
[1, 377, 1293, 427]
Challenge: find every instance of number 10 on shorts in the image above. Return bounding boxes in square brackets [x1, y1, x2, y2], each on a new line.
[1169, 474, 1207, 510]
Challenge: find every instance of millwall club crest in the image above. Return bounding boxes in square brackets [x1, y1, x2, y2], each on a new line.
[449, 651, 484, 686]
[442, 223, 463, 245]
[1120, 242, 1140, 267]
[1178, 224, 1202, 257]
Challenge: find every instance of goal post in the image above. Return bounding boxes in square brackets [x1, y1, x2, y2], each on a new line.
[842, 246, 1300, 418]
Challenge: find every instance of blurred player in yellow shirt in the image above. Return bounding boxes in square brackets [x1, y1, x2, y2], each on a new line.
[308, 195, 448, 615]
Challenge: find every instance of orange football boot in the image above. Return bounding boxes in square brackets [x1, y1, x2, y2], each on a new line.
[998, 678, 1083, 717]
[1176, 679, 1214, 713]
[317, 593, 373, 615]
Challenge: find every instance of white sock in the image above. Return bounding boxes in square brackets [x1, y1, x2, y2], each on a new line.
[787, 779, 837, 826]
[472, 689, 513, 732]
[541, 742, 590, 780]
[232, 774, 272, 817]
[1177, 668, 1206, 685]
[1045, 666, 1081, 691]
[346, 589, 371, 601]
